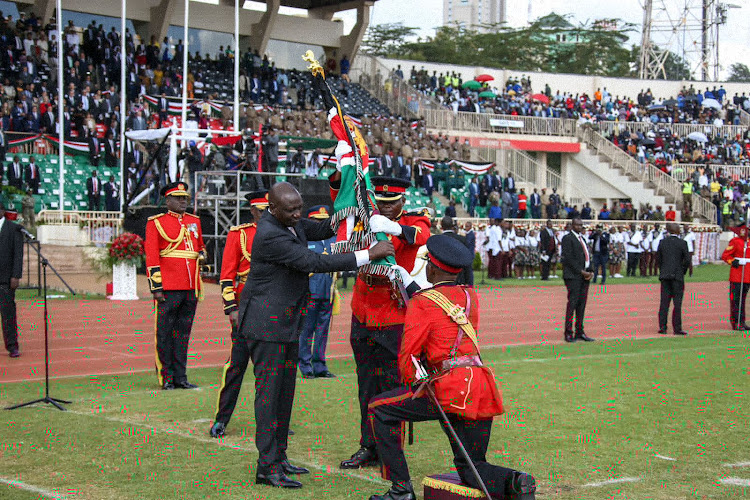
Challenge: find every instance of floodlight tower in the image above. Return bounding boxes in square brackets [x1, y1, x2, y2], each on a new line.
[639, 0, 740, 81]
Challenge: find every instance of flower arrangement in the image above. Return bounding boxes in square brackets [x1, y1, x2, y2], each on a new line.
[105, 233, 145, 270]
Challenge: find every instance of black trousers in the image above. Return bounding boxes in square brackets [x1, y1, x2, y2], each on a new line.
[369, 386, 515, 497]
[626, 253, 640, 276]
[214, 325, 250, 425]
[540, 254, 551, 280]
[249, 340, 298, 472]
[351, 316, 404, 449]
[154, 290, 198, 385]
[88, 195, 100, 211]
[729, 282, 750, 327]
[0, 285, 19, 353]
[564, 278, 590, 335]
[659, 279, 685, 332]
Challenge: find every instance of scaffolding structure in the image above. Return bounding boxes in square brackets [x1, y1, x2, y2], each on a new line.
[639, 0, 740, 81]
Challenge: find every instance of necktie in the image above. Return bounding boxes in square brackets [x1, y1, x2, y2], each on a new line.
[578, 234, 589, 263]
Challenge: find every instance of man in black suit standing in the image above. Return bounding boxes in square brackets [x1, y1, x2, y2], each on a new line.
[590, 224, 610, 284]
[422, 168, 434, 200]
[539, 219, 557, 281]
[463, 221, 476, 286]
[104, 175, 119, 212]
[236, 182, 394, 489]
[104, 131, 117, 168]
[0, 202, 23, 357]
[6, 156, 23, 190]
[23, 156, 41, 194]
[88, 131, 101, 167]
[86, 170, 102, 211]
[561, 218, 595, 342]
[656, 223, 690, 336]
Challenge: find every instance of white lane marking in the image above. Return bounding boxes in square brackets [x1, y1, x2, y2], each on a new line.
[0, 476, 71, 499]
[583, 477, 640, 487]
[720, 477, 750, 487]
[48, 407, 387, 486]
[655, 455, 676, 461]
[724, 462, 750, 468]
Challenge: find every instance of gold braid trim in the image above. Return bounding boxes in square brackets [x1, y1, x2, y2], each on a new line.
[160, 250, 200, 259]
[239, 230, 252, 264]
[421, 476, 483, 498]
[154, 218, 186, 257]
[420, 290, 480, 352]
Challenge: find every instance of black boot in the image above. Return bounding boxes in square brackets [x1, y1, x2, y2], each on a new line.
[508, 472, 536, 500]
[340, 446, 378, 469]
[369, 481, 416, 500]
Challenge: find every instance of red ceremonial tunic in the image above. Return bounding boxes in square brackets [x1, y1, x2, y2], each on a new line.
[219, 223, 256, 314]
[145, 211, 206, 292]
[722, 236, 750, 283]
[398, 284, 504, 420]
[351, 211, 430, 327]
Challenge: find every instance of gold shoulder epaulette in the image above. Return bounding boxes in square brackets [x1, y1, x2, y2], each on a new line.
[229, 223, 255, 232]
[148, 213, 165, 221]
[406, 208, 431, 218]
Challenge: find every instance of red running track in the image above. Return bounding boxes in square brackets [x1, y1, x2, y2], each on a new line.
[0, 281, 731, 384]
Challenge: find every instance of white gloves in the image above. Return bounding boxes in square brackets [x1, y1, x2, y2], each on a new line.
[334, 140, 353, 171]
[370, 214, 402, 236]
[390, 264, 414, 288]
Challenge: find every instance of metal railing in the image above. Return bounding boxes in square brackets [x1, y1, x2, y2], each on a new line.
[423, 109, 577, 136]
[595, 120, 748, 139]
[577, 128, 717, 224]
[740, 109, 750, 127]
[350, 55, 445, 118]
[37, 210, 124, 246]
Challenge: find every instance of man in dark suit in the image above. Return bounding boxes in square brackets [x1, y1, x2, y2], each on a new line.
[236, 182, 394, 489]
[86, 170, 102, 211]
[0, 202, 23, 357]
[88, 132, 101, 167]
[104, 175, 119, 211]
[590, 224, 610, 284]
[561, 218, 595, 342]
[529, 188, 542, 219]
[6, 156, 23, 189]
[104, 132, 117, 168]
[539, 219, 557, 280]
[422, 169, 434, 199]
[24, 156, 41, 194]
[656, 223, 690, 336]
[463, 221, 476, 286]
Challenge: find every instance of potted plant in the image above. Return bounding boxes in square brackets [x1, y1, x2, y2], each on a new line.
[106, 233, 145, 300]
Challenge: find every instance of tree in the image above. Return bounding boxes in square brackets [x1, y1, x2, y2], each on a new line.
[728, 63, 750, 82]
[360, 23, 418, 58]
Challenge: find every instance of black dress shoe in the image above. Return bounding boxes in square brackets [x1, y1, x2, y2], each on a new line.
[564, 334, 576, 343]
[174, 381, 198, 389]
[658, 328, 667, 334]
[575, 333, 595, 342]
[288, 429, 295, 435]
[281, 459, 309, 475]
[255, 470, 302, 489]
[162, 382, 175, 390]
[739, 324, 750, 331]
[369, 482, 416, 500]
[301, 372, 316, 379]
[340, 447, 379, 469]
[509, 472, 537, 500]
[209, 422, 226, 438]
[674, 330, 688, 336]
[8, 350, 20, 358]
[314, 370, 337, 378]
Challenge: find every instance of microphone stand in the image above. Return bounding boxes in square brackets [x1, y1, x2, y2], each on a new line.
[7, 233, 75, 411]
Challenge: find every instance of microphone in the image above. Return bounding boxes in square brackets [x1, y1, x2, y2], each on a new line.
[19, 227, 36, 240]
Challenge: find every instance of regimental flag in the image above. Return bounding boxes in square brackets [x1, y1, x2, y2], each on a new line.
[345, 115, 362, 128]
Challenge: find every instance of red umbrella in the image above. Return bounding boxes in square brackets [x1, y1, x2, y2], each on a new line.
[531, 93, 550, 104]
[475, 74, 494, 82]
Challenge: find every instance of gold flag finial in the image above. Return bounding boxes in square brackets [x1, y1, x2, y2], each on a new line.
[303, 50, 325, 78]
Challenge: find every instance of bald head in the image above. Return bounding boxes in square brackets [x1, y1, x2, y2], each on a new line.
[269, 182, 303, 227]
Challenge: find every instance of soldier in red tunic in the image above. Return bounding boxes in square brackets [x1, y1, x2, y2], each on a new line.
[367, 235, 536, 500]
[145, 182, 206, 390]
[721, 225, 750, 330]
[210, 190, 268, 438]
[335, 176, 431, 469]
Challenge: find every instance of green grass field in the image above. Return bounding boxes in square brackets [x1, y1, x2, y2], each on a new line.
[1, 333, 749, 499]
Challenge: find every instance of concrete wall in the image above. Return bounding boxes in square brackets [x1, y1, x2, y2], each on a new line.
[376, 57, 750, 101]
[60, 0, 345, 48]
